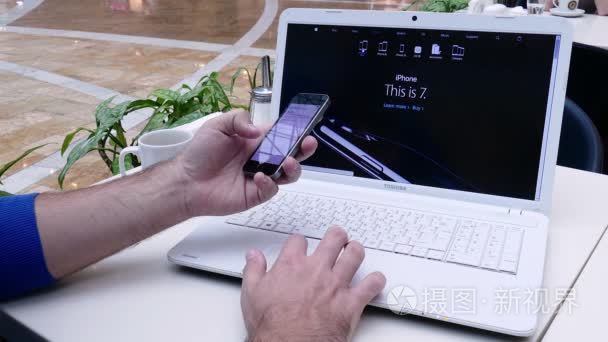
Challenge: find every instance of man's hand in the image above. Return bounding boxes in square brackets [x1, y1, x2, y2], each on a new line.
[241, 227, 387, 342]
[36, 109, 316, 279]
[176, 109, 317, 217]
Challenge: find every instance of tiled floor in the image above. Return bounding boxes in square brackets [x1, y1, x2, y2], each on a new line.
[0, 0, 407, 194]
[11, 0, 266, 44]
[0, 32, 218, 99]
[0, 0, 18, 15]
[0, 71, 99, 178]
[253, 0, 401, 49]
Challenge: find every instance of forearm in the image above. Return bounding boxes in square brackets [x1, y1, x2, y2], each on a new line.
[249, 328, 347, 342]
[36, 161, 189, 279]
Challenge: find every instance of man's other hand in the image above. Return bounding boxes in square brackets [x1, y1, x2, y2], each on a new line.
[241, 227, 387, 342]
[175, 109, 317, 217]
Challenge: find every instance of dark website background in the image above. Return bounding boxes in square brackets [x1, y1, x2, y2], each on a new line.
[280, 24, 557, 200]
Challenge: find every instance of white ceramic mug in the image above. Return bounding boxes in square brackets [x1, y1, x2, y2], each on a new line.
[118, 129, 193, 176]
[553, 0, 579, 10]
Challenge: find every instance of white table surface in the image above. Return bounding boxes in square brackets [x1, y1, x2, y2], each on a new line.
[571, 14, 608, 49]
[542, 208, 608, 341]
[2, 166, 608, 341]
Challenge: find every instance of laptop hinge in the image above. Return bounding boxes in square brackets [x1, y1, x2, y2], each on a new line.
[507, 208, 525, 216]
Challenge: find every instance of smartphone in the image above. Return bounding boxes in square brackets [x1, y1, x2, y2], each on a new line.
[244, 93, 330, 179]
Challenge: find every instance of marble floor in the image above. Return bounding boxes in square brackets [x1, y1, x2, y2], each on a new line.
[0, 72, 99, 178]
[254, 0, 402, 48]
[0, 0, 18, 15]
[0, 32, 218, 99]
[12, 0, 266, 44]
[0, 0, 409, 194]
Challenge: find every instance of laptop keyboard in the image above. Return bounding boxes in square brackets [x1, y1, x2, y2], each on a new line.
[226, 191, 524, 274]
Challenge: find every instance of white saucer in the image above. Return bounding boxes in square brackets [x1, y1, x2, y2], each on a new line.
[550, 7, 585, 17]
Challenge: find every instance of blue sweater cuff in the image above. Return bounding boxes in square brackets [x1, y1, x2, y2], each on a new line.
[1, 193, 55, 300]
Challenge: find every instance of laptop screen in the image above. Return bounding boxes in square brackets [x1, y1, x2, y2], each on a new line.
[279, 23, 561, 201]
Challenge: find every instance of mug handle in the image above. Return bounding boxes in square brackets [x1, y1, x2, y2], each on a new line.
[119, 146, 140, 176]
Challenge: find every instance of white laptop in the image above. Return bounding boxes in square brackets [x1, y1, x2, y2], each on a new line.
[169, 9, 572, 336]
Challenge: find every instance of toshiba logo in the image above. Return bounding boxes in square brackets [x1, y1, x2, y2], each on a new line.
[384, 183, 408, 191]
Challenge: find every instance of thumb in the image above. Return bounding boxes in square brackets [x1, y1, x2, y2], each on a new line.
[242, 249, 267, 290]
[210, 109, 260, 138]
[350, 271, 386, 312]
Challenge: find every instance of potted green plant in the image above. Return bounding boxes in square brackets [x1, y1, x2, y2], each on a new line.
[404, 0, 469, 12]
[58, 68, 261, 188]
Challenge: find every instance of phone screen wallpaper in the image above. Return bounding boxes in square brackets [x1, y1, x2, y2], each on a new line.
[251, 103, 320, 165]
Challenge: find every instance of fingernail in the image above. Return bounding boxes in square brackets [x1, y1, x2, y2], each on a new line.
[246, 250, 257, 261]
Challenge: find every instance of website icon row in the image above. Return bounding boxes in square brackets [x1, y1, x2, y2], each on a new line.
[358, 40, 465, 58]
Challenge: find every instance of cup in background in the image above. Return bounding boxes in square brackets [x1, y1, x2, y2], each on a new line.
[118, 129, 193, 176]
[553, 0, 580, 10]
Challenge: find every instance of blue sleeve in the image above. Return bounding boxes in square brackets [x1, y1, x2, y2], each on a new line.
[0, 193, 55, 300]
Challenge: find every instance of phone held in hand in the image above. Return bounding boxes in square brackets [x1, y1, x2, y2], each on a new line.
[244, 93, 330, 179]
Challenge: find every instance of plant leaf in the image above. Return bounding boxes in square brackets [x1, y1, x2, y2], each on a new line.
[201, 103, 213, 113]
[125, 99, 159, 114]
[169, 112, 205, 128]
[231, 103, 249, 111]
[96, 100, 130, 132]
[137, 109, 168, 137]
[110, 153, 134, 175]
[178, 102, 206, 117]
[0, 143, 51, 182]
[58, 136, 98, 188]
[94, 97, 116, 125]
[181, 74, 211, 103]
[252, 62, 261, 89]
[151, 89, 180, 103]
[113, 123, 127, 148]
[450, 0, 468, 11]
[61, 127, 94, 156]
[229, 67, 253, 95]
[420, 0, 465, 12]
[197, 74, 211, 86]
[210, 78, 231, 107]
[402, 0, 419, 10]
[106, 133, 125, 150]
[179, 87, 203, 103]
[58, 96, 128, 185]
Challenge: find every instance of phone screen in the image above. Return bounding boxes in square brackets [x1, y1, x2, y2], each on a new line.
[250, 102, 321, 166]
